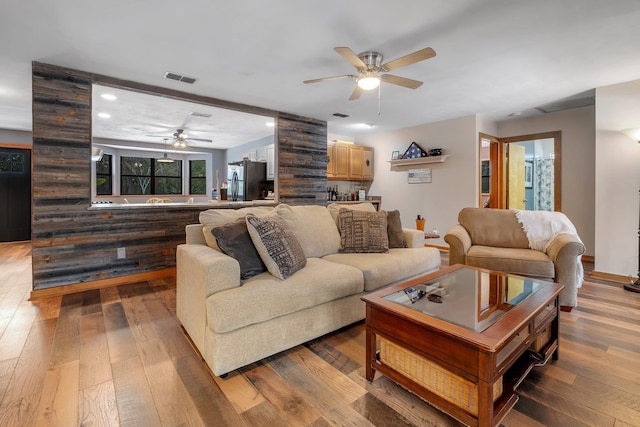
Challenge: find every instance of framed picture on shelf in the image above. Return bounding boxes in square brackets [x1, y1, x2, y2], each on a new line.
[391, 151, 400, 160]
[524, 161, 533, 188]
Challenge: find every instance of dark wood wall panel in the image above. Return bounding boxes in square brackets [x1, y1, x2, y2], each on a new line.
[277, 112, 328, 205]
[31, 63, 328, 291]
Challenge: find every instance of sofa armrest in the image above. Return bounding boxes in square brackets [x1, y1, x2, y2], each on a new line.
[444, 224, 472, 265]
[403, 228, 424, 248]
[176, 243, 241, 351]
[546, 234, 586, 307]
[186, 223, 206, 245]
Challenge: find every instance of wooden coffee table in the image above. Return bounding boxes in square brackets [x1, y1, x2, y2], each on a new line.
[362, 264, 563, 427]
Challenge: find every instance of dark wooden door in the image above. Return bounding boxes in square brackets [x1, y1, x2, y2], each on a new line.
[0, 148, 31, 242]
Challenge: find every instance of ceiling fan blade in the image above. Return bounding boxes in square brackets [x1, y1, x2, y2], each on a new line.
[381, 47, 436, 72]
[381, 74, 423, 89]
[186, 137, 213, 143]
[334, 47, 367, 69]
[303, 75, 356, 84]
[349, 85, 364, 101]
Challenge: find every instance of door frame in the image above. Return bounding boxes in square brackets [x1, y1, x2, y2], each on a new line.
[479, 131, 561, 211]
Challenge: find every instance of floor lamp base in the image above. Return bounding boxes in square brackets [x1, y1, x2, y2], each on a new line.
[624, 279, 640, 293]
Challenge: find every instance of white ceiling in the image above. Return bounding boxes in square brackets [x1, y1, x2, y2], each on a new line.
[1, 0, 640, 146]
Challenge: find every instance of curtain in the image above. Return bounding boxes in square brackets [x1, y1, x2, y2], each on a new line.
[534, 158, 554, 211]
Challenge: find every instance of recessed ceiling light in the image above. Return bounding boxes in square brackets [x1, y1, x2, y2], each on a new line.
[508, 112, 522, 117]
[97, 112, 111, 119]
[100, 93, 117, 101]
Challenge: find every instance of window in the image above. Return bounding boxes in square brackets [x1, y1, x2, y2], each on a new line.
[0, 152, 24, 173]
[120, 156, 182, 195]
[95, 154, 113, 195]
[189, 160, 206, 194]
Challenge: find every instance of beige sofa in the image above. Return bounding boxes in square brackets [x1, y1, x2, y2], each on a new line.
[444, 207, 585, 309]
[177, 203, 441, 376]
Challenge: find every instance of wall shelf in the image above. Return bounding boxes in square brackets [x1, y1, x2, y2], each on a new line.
[388, 155, 450, 167]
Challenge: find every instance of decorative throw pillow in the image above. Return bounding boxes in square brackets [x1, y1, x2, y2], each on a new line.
[338, 208, 389, 253]
[245, 214, 307, 280]
[211, 218, 267, 280]
[386, 210, 408, 248]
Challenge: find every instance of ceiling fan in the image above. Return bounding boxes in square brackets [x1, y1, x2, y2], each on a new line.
[304, 46, 436, 100]
[147, 128, 213, 148]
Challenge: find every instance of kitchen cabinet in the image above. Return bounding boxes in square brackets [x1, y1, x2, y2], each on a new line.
[328, 143, 374, 181]
[266, 143, 275, 180]
[328, 143, 350, 179]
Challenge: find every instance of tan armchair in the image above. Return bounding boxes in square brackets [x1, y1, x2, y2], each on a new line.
[444, 208, 585, 310]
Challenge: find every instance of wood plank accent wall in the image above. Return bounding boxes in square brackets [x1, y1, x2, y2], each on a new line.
[276, 112, 328, 205]
[31, 62, 327, 291]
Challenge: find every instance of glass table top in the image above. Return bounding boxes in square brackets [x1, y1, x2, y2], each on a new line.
[383, 268, 544, 332]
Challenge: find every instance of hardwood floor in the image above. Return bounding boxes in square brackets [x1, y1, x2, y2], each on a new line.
[1, 241, 639, 426]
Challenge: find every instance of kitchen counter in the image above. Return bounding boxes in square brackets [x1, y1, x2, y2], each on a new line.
[88, 200, 278, 210]
[327, 198, 381, 211]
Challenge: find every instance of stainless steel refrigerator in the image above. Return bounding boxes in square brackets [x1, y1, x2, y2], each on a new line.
[227, 160, 267, 201]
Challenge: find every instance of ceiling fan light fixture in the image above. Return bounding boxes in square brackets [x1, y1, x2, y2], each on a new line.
[357, 73, 381, 90]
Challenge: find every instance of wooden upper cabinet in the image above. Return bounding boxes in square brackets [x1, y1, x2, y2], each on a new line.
[333, 144, 350, 179]
[349, 145, 364, 178]
[327, 143, 374, 181]
[362, 147, 374, 180]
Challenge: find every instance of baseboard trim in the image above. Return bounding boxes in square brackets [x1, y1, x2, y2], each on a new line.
[590, 270, 631, 284]
[29, 268, 176, 300]
[582, 255, 595, 263]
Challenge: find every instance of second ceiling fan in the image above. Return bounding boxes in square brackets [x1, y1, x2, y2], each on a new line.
[304, 46, 436, 100]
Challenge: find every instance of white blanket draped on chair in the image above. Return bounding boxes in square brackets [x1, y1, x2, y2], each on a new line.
[512, 209, 584, 288]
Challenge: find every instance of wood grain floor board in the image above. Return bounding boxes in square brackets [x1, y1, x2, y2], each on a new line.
[266, 352, 376, 427]
[1, 243, 639, 426]
[242, 361, 324, 426]
[34, 360, 80, 427]
[1, 318, 57, 405]
[48, 292, 83, 368]
[350, 392, 416, 427]
[79, 380, 120, 427]
[111, 356, 161, 427]
[173, 354, 247, 427]
[79, 312, 112, 390]
[137, 338, 206, 427]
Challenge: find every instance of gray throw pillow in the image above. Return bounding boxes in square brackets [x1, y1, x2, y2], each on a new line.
[211, 217, 267, 280]
[338, 208, 389, 253]
[245, 214, 307, 280]
[386, 210, 408, 248]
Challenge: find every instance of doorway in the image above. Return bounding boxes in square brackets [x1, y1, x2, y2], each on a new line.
[479, 131, 561, 211]
[0, 147, 31, 242]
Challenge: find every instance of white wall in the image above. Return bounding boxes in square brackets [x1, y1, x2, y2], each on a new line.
[357, 115, 479, 244]
[0, 129, 31, 145]
[595, 80, 640, 277]
[497, 106, 596, 256]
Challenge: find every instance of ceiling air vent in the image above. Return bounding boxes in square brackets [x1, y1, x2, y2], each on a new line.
[190, 111, 212, 118]
[164, 71, 198, 84]
[332, 112, 350, 118]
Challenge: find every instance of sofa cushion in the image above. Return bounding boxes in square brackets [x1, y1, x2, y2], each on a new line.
[200, 206, 274, 251]
[338, 209, 389, 253]
[246, 214, 307, 280]
[211, 218, 266, 280]
[327, 202, 376, 225]
[206, 258, 364, 333]
[274, 204, 341, 257]
[458, 207, 530, 249]
[465, 245, 555, 278]
[323, 247, 441, 292]
[386, 210, 408, 248]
